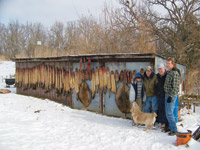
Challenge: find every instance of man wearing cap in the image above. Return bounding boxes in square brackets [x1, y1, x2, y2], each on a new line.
[156, 63, 168, 130]
[143, 66, 158, 114]
[164, 58, 180, 136]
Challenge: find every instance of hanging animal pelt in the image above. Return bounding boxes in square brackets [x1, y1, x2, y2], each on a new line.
[115, 84, 131, 114]
[59, 68, 63, 93]
[27, 68, 31, 89]
[111, 71, 116, 93]
[86, 58, 91, 81]
[84, 69, 89, 81]
[78, 81, 92, 107]
[55, 68, 58, 90]
[69, 70, 72, 89]
[15, 68, 19, 87]
[129, 71, 133, 84]
[91, 68, 96, 99]
[41, 64, 46, 88]
[51, 66, 55, 89]
[63, 71, 70, 95]
[127, 71, 130, 84]
[99, 67, 104, 90]
[123, 70, 127, 84]
[88, 69, 91, 81]
[106, 67, 111, 97]
[119, 70, 124, 82]
[87, 57, 91, 71]
[55, 68, 61, 96]
[15, 68, 21, 88]
[49, 66, 53, 89]
[23, 68, 29, 91]
[44, 65, 48, 91]
[19, 68, 23, 88]
[83, 57, 86, 69]
[79, 58, 83, 70]
[95, 67, 99, 94]
[74, 68, 80, 100]
[115, 70, 119, 83]
[71, 72, 75, 89]
[103, 66, 107, 94]
[132, 70, 136, 82]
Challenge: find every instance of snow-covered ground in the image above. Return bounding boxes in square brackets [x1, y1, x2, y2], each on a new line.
[0, 61, 200, 150]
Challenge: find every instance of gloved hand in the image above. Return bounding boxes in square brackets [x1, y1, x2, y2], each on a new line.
[167, 96, 172, 103]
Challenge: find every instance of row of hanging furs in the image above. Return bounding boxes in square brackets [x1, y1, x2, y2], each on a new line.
[15, 58, 144, 104]
[15, 67, 138, 94]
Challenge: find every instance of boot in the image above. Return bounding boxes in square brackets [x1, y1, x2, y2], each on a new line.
[168, 131, 176, 136]
[162, 127, 170, 133]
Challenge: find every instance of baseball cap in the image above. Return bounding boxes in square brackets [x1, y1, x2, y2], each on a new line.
[157, 63, 165, 69]
[146, 66, 152, 71]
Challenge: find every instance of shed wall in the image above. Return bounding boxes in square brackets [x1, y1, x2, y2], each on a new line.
[15, 54, 186, 118]
[15, 56, 154, 118]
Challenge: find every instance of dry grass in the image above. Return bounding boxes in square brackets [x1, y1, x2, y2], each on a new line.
[0, 55, 10, 61]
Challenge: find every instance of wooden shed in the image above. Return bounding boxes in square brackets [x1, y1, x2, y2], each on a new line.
[13, 53, 186, 118]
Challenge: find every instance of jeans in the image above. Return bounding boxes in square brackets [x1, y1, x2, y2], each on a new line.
[144, 96, 158, 113]
[165, 94, 177, 132]
[157, 97, 168, 125]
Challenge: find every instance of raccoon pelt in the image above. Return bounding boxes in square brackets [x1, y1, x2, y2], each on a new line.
[78, 81, 92, 107]
[115, 84, 131, 114]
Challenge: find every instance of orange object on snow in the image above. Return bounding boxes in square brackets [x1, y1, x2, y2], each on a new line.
[178, 109, 181, 120]
[176, 130, 192, 146]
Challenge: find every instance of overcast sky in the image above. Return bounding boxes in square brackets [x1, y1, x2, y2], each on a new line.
[0, 0, 120, 26]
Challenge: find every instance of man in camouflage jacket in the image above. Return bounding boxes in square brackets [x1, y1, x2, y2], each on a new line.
[143, 66, 158, 114]
[164, 58, 180, 136]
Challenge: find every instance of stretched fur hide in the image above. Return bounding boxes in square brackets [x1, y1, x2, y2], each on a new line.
[115, 84, 131, 114]
[78, 81, 92, 107]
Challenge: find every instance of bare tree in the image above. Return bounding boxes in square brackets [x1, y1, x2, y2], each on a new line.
[48, 21, 65, 52]
[143, 0, 200, 68]
[64, 21, 80, 54]
[3, 21, 24, 58]
[23, 22, 47, 57]
[103, 0, 156, 53]
[0, 23, 6, 56]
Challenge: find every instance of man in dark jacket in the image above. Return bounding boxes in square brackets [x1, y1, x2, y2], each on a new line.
[164, 58, 180, 136]
[156, 63, 168, 128]
[143, 66, 158, 114]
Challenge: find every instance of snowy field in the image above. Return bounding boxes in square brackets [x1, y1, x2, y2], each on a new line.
[0, 61, 200, 150]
